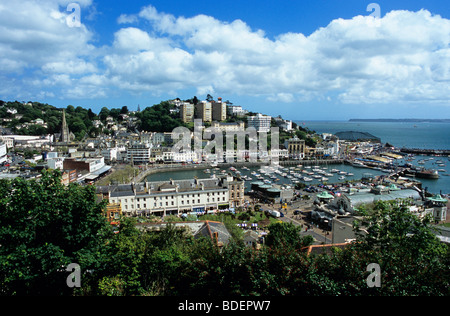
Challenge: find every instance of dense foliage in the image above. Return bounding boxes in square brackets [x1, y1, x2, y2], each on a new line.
[0, 171, 448, 296]
[0, 100, 189, 139]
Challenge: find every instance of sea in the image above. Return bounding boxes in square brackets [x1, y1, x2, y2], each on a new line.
[147, 121, 450, 195]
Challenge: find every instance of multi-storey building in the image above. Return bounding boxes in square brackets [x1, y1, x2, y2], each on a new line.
[195, 101, 212, 123]
[211, 121, 245, 133]
[127, 143, 151, 164]
[287, 136, 306, 159]
[212, 98, 227, 122]
[180, 102, 194, 123]
[97, 175, 244, 217]
[227, 105, 248, 117]
[247, 114, 272, 133]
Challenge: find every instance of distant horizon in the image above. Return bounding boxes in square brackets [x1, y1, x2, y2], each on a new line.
[3, 99, 450, 123]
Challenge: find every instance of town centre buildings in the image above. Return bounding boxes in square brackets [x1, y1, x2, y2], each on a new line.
[96, 175, 245, 217]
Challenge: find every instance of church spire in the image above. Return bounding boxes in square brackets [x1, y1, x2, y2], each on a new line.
[60, 109, 70, 143]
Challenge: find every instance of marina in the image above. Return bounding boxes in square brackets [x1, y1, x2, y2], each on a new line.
[145, 152, 450, 195]
[147, 161, 391, 193]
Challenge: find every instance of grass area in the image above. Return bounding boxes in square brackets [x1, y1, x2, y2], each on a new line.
[197, 211, 282, 240]
[96, 165, 139, 186]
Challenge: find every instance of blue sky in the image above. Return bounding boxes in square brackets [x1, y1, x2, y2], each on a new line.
[0, 0, 449, 120]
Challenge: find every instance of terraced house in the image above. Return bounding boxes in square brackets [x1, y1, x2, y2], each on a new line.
[96, 175, 244, 217]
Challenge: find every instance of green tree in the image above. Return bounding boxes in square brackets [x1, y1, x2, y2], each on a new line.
[265, 222, 313, 250]
[0, 170, 111, 295]
[350, 201, 449, 295]
[120, 106, 129, 115]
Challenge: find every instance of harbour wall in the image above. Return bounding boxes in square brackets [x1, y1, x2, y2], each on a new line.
[400, 148, 450, 156]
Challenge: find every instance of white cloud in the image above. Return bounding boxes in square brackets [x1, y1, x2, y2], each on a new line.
[0, 0, 97, 99]
[99, 6, 449, 105]
[0, 3, 449, 106]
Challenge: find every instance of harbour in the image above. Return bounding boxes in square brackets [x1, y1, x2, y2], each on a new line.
[143, 153, 449, 195]
[146, 160, 391, 193]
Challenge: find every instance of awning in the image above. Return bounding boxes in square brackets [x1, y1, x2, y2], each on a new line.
[85, 174, 99, 180]
[90, 165, 112, 176]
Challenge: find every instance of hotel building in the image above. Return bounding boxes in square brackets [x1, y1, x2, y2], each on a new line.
[97, 175, 244, 217]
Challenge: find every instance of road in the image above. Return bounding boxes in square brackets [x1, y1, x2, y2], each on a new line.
[280, 216, 332, 244]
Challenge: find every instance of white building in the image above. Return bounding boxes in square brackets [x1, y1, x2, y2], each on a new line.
[47, 157, 65, 170]
[211, 121, 245, 133]
[247, 114, 272, 133]
[227, 105, 248, 117]
[101, 147, 118, 162]
[99, 176, 244, 217]
[127, 143, 152, 164]
[0, 143, 7, 164]
[0, 137, 14, 149]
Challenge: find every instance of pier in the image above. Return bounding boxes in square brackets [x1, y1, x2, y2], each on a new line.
[400, 148, 450, 156]
[280, 159, 344, 166]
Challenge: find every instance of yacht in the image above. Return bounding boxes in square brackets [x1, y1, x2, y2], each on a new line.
[339, 176, 346, 180]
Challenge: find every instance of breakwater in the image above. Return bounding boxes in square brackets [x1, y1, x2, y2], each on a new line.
[400, 148, 450, 156]
[280, 159, 344, 166]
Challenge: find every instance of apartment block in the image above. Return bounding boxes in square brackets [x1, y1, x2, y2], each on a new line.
[212, 98, 227, 122]
[180, 102, 194, 123]
[247, 114, 272, 133]
[127, 143, 152, 164]
[195, 101, 212, 123]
